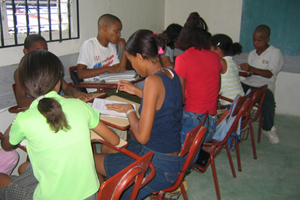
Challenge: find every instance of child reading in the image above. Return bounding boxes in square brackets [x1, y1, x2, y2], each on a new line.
[210, 33, 244, 114]
[0, 50, 120, 200]
[94, 30, 183, 200]
[14, 34, 93, 108]
[239, 24, 283, 144]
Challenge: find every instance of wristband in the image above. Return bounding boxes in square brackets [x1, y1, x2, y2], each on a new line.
[126, 109, 135, 117]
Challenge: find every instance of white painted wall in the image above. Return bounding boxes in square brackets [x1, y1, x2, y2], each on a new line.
[164, 0, 243, 42]
[275, 72, 300, 116]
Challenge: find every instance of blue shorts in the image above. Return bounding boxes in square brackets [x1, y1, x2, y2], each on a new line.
[104, 140, 184, 200]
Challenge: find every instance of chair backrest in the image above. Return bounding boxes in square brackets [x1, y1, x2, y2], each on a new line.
[69, 66, 87, 93]
[158, 121, 207, 193]
[97, 151, 154, 200]
[249, 85, 267, 122]
[69, 66, 82, 84]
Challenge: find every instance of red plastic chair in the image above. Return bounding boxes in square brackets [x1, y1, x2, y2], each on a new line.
[192, 96, 252, 200]
[249, 85, 267, 143]
[234, 85, 267, 172]
[92, 134, 156, 198]
[151, 113, 208, 200]
[97, 151, 154, 200]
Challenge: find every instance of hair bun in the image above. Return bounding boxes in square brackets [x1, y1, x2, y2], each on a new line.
[185, 12, 201, 28]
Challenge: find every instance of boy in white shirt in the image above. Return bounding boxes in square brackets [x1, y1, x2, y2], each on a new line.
[240, 24, 284, 144]
[77, 14, 127, 93]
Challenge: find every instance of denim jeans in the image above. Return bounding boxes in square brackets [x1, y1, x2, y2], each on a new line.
[242, 83, 275, 131]
[180, 108, 218, 145]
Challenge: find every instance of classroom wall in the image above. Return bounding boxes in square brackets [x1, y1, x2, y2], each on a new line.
[164, 0, 300, 117]
[0, 0, 165, 111]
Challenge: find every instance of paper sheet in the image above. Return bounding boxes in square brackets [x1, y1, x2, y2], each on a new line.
[92, 98, 136, 118]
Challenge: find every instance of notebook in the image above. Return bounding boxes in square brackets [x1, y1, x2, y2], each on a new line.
[98, 70, 137, 83]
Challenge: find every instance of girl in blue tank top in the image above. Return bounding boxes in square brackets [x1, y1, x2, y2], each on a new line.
[94, 29, 184, 200]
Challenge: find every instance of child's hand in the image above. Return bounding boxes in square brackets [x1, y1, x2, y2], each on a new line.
[105, 103, 133, 113]
[74, 92, 94, 101]
[239, 63, 250, 71]
[118, 38, 126, 50]
[117, 80, 137, 95]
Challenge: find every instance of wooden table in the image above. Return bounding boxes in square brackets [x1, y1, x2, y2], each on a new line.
[8, 92, 106, 113]
[72, 78, 144, 93]
[99, 95, 140, 130]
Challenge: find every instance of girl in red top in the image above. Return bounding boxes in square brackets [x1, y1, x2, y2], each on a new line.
[175, 12, 222, 145]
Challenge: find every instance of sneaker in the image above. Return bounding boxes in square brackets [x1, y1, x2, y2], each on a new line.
[263, 126, 280, 144]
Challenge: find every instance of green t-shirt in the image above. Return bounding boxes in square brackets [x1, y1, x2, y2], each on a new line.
[9, 91, 100, 200]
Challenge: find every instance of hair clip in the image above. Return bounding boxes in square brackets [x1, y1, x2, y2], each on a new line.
[158, 47, 164, 55]
[37, 95, 45, 101]
[153, 31, 157, 35]
[216, 42, 221, 47]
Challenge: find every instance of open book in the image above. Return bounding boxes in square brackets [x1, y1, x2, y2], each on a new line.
[92, 98, 136, 118]
[98, 70, 137, 83]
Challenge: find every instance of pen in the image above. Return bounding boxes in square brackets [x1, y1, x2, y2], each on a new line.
[116, 84, 119, 93]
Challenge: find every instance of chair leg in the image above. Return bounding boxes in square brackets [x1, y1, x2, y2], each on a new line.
[157, 191, 165, 200]
[235, 140, 242, 172]
[249, 123, 257, 159]
[210, 156, 221, 200]
[180, 182, 188, 200]
[257, 112, 263, 143]
[225, 143, 237, 178]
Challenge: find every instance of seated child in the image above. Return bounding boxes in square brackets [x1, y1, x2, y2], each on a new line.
[77, 14, 127, 93]
[14, 34, 93, 108]
[239, 24, 283, 144]
[210, 34, 245, 116]
[160, 23, 184, 69]
[0, 50, 120, 200]
[94, 30, 183, 200]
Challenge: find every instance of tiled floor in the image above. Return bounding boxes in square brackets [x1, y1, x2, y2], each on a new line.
[178, 114, 300, 200]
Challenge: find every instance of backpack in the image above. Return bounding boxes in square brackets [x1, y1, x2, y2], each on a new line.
[212, 95, 241, 151]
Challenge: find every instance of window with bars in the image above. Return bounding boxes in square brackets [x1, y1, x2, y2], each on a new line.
[0, 0, 79, 48]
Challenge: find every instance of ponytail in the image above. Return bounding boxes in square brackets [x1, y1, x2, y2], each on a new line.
[18, 50, 71, 133]
[210, 34, 242, 56]
[125, 30, 170, 60]
[38, 97, 70, 133]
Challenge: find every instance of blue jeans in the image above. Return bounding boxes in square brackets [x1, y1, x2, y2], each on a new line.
[242, 84, 275, 131]
[180, 108, 218, 145]
[104, 140, 184, 200]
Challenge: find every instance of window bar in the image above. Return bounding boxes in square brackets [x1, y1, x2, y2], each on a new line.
[76, 0, 79, 38]
[37, 0, 41, 35]
[47, 0, 52, 41]
[0, 1, 5, 47]
[58, 0, 62, 41]
[67, 0, 71, 38]
[25, 0, 30, 36]
[11, 0, 18, 45]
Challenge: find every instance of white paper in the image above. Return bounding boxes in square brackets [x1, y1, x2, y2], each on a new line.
[98, 70, 137, 82]
[92, 98, 136, 118]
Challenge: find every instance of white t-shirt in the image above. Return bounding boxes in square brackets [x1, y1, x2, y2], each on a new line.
[242, 45, 284, 94]
[77, 37, 120, 82]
